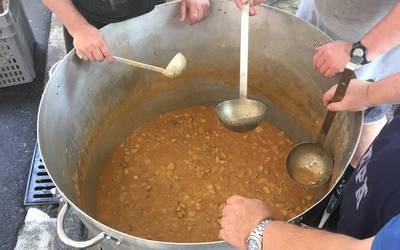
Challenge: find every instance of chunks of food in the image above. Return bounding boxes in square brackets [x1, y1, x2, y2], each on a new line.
[96, 106, 320, 242]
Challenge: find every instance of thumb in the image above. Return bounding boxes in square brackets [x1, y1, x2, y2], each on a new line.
[180, 0, 187, 22]
[249, 6, 257, 15]
[234, 0, 243, 10]
[327, 101, 344, 112]
[323, 85, 337, 106]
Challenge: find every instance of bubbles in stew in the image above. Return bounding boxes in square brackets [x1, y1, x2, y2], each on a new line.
[96, 106, 321, 242]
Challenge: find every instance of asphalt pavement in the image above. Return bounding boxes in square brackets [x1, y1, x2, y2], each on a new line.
[0, 1, 51, 249]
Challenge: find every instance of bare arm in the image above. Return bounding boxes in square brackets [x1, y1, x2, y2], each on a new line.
[323, 72, 400, 112]
[362, 3, 400, 61]
[42, 0, 113, 63]
[42, 0, 88, 36]
[314, 3, 400, 78]
[264, 221, 373, 250]
[368, 72, 400, 106]
[219, 195, 375, 250]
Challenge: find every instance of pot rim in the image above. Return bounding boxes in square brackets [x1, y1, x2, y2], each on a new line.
[37, 2, 364, 246]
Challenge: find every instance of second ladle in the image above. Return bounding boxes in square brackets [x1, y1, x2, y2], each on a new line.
[216, 3, 267, 133]
[286, 56, 363, 188]
[113, 52, 187, 78]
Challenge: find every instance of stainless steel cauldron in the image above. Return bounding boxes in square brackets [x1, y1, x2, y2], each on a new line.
[38, 1, 362, 249]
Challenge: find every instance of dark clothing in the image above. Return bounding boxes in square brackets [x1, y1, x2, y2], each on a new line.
[336, 108, 400, 239]
[72, 0, 164, 27]
[64, 0, 165, 52]
[64, 27, 74, 52]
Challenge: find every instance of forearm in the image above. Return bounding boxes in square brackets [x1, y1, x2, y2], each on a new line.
[42, 0, 90, 36]
[263, 221, 373, 250]
[368, 73, 400, 106]
[362, 3, 400, 60]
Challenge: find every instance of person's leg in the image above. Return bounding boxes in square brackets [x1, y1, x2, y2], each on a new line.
[351, 105, 390, 167]
[351, 117, 388, 167]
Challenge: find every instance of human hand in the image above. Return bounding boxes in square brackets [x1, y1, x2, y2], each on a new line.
[219, 195, 272, 250]
[71, 23, 113, 63]
[180, 0, 210, 25]
[234, 0, 266, 15]
[313, 40, 352, 78]
[323, 79, 372, 112]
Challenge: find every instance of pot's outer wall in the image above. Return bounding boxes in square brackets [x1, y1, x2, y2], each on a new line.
[38, 1, 362, 249]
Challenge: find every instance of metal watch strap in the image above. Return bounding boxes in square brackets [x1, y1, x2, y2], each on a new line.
[246, 218, 272, 250]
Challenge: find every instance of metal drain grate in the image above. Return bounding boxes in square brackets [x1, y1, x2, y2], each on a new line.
[24, 143, 59, 205]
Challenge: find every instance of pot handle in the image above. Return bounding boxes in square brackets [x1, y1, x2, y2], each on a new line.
[57, 203, 113, 248]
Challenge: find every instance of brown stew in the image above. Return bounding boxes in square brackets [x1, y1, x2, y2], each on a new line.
[96, 106, 320, 242]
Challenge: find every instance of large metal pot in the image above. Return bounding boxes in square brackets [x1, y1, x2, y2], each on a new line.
[38, 1, 362, 249]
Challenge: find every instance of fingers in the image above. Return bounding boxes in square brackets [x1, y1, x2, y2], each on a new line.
[189, 8, 200, 25]
[75, 51, 83, 60]
[72, 24, 114, 63]
[76, 49, 88, 61]
[237, 0, 258, 15]
[249, 6, 257, 15]
[218, 229, 224, 239]
[222, 205, 231, 217]
[218, 228, 229, 241]
[234, 0, 243, 10]
[186, 0, 210, 25]
[181, 0, 210, 25]
[75, 41, 113, 64]
[180, 0, 187, 22]
[79, 47, 95, 61]
[226, 195, 244, 205]
[327, 102, 343, 112]
[313, 49, 326, 69]
[324, 68, 337, 79]
[323, 85, 337, 106]
[74, 39, 95, 62]
[92, 47, 104, 62]
[220, 212, 230, 225]
[317, 53, 338, 78]
[100, 43, 113, 64]
[314, 40, 352, 78]
[319, 62, 330, 77]
[203, 4, 210, 20]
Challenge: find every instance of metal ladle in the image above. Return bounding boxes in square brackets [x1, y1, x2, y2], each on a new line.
[113, 52, 187, 78]
[216, 3, 267, 133]
[286, 56, 363, 188]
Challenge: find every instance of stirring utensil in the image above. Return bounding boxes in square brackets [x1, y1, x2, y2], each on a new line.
[216, 3, 267, 133]
[113, 52, 187, 78]
[286, 56, 364, 188]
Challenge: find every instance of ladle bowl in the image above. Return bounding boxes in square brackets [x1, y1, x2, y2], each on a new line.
[216, 3, 266, 132]
[216, 98, 267, 132]
[285, 56, 363, 188]
[286, 142, 334, 187]
[165, 52, 187, 78]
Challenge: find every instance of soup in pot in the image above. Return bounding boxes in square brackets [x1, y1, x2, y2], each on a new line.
[96, 106, 321, 242]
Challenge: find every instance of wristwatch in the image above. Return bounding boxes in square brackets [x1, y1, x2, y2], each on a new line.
[246, 218, 273, 250]
[351, 41, 370, 65]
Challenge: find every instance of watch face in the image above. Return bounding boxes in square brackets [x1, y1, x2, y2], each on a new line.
[246, 238, 262, 250]
[353, 48, 364, 57]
